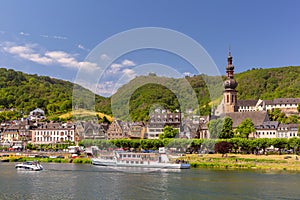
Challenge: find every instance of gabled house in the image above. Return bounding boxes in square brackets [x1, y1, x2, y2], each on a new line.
[76, 121, 108, 140]
[2, 123, 19, 144]
[106, 120, 129, 140]
[128, 122, 146, 139]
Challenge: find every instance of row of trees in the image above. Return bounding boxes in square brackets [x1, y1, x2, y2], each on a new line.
[79, 137, 300, 155]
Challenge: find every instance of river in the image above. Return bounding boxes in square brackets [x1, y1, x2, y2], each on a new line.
[0, 162, 299, 200]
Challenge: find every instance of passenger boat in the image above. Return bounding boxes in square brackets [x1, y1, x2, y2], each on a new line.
[91, 151, 190, 169]
[15, 161, 44, 171]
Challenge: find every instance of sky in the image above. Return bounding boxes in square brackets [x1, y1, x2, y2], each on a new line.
[0, 0, 299, 97]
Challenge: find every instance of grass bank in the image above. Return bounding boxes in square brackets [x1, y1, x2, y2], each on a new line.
[182, 154, 300, 171]
[1, 156, 91, 164]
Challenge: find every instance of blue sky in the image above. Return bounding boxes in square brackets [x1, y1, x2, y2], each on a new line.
[0, 0, 299, 96]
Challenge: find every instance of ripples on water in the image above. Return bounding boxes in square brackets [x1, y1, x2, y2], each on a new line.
[1, 162, 300, 200]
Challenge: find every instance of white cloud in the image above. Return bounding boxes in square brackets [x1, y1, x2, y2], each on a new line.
[100, 53, 110, 61]
[3, 44, 52, 65]
[77, 44, 90, 51]
[95, 81, 125, 97]
[1, 42, 98, 70]
[107, 59, 136, 74]
[183, 72, 193, 77]
[40, 34, 67, 40]
[53, 35, 67, 40]
[123, 68, 136, 77]
[4, 45, 32, 54]
[122, 59, 136, 66]
[20, 32, 30, 36]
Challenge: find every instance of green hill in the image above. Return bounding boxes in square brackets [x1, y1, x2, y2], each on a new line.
[0, 66, 299, 122]
[235, 66, 300, 100]
[111, 66, 300, 121]
[0, 68, 110, 117]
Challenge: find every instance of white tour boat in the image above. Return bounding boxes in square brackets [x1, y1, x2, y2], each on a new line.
[15, 161, 44, 171]
[91, 150, 190, 169]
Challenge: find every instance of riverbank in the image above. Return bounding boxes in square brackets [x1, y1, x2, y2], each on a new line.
[0, 155, 91, 164]
[182, 153, 300, 171]
[2, 153, 300, 171]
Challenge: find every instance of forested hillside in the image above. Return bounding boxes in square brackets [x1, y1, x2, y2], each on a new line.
[0, 66, 299, 122]
[235, 66, 300, 100]
[112, 66, 300, 121]
[0, 68, 109, 116]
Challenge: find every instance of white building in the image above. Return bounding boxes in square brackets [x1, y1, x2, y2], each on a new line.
[32, 122, 76, 144]
[255, 121, 279, 138]
[277, 123, 299, 138]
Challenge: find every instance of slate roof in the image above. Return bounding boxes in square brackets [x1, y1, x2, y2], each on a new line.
[236, 100, 258, 107]
[255, 121, 279, 130]
[224, 111, 269, 128]
[278, 123, 299, 131]
[273, 98, 300, 104]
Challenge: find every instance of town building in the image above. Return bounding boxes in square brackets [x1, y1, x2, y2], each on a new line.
[2, 123, 20, 144]
[277, 123, 299, 138]
[31, 122, 77, 144]
[235, 98, 300, 115]
[29, 108, 46, 121]
[106, 120, 129, 140]
[181, 115, 210, 139]
[146, 109, 181, 139]
[254, 121, 279, 138]
[128, 122, 146, 139]
[76, 121, 108, 140]
[237, 100, 260, 112]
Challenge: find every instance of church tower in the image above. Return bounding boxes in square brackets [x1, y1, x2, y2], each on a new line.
[223, 51, 238, 113]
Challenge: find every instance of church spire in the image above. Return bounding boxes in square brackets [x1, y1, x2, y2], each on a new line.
[226, 49, 234, 79]
[223, 50, 238, 113]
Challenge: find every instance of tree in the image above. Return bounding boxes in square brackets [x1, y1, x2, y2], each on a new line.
[220, 117, 234, 139]
[255, 138, 271, 154]
[268, 108, 287, 123]
[159, 126, 179, 139]
[208, 118, 223, 139]
[235, 118, 256, 139]
[272, 138, 288, 155]
[214, 141, 232, 157]
[285, 115, 299, 124]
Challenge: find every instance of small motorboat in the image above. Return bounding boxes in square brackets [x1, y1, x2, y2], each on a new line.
[15, 161, 44, 171]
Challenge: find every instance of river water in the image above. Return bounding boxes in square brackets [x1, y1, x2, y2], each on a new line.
[0, 162, 299, 200]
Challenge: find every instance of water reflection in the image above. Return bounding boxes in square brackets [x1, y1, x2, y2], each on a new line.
[1, 162, 300, 200]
